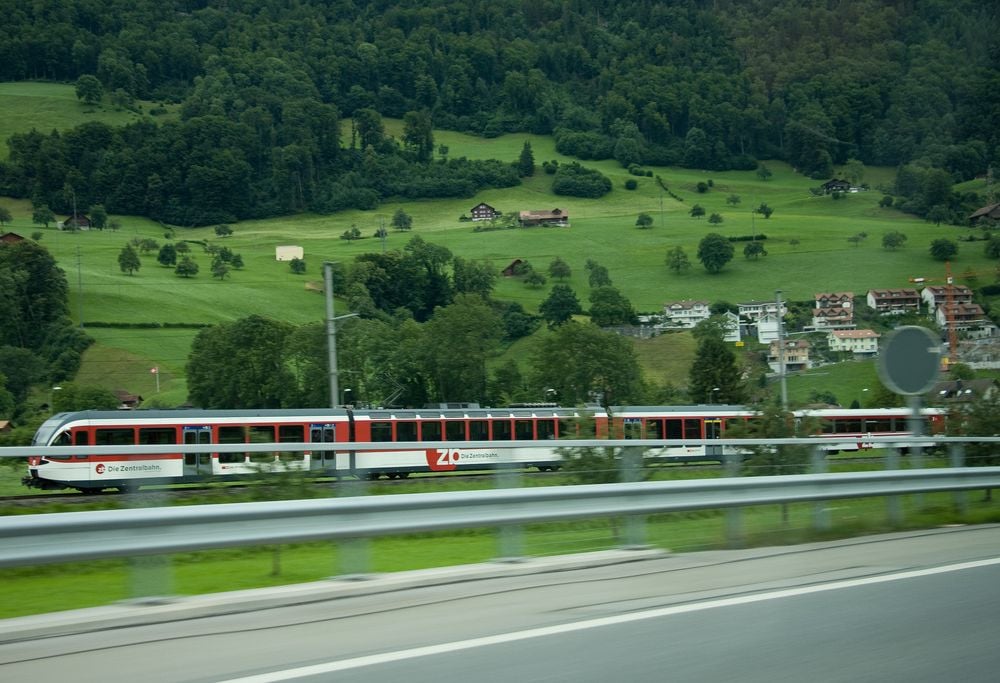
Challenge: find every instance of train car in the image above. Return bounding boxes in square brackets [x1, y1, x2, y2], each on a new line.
[22, 405, 600, 492]
[21, 404, 947, 492]
[793, 406, 946, 452]
[23, 409, 351, 492]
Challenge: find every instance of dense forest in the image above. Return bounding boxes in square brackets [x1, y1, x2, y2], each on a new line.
[0, 0, 996, 225]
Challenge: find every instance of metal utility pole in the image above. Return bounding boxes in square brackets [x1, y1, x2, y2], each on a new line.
[775, 289, 787, 411]
[76, 247, 84, 328]
[324, 262, 358, 408]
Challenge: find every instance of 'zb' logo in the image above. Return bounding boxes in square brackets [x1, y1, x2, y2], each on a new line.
[426, 448, 459, 471]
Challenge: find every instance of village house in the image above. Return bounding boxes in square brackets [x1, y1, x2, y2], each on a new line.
[935, 302, 994, 337]
[662, 300, 711, 328]
[921, 285, 974, 312]
[866, 288, 921, 315]
[768, 339, 811, 373]
[518, 208, 569, 227]
[737, 300, 785, 322]
[811, 291, 855, 330]
[828, 329, 880, 357]
[470, 202, 501, 221]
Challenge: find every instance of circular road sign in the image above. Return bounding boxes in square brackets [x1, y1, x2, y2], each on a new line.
[877, 326, 942, 396]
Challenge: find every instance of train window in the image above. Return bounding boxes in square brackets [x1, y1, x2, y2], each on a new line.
[371, 421, 393, 442]
[139, 428, 176, 445]
[396, 421, 417, 442]
[819, 419, 836, 435]
[96, 428, 135, 445]
[75, 431, 89, 445]
[515, 420, 533, 440]
[836, 419, 863, 434]
[279, 425, 304, 442]
[537, 420, 556, 440]
[248, 426, 276, 462]
[469, 420, 489, 441]
[684, 419, 701, 440]
[46, 431, 73, 460]
[421, 421, 442, 441]
[445, 421, 466, 440]
[218, 426, 246, 464]
[279, 425, 305, 461]
[492, 420, 512, 440]
[864, 418, 892, 433]
[665, 419, 683, 439]
[644, 419, 664, 439]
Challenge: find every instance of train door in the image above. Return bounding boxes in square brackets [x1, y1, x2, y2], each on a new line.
[309, 423, 336, 471]
[623, 417, 643, 439]
[704, 419, 723, 458]
[182, 426, 212, 476]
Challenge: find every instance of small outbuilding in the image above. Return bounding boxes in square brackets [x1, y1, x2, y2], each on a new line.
[275, 245, 304, 262]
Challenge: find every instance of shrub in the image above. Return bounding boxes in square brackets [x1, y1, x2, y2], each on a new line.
[624, 178, 638, 190]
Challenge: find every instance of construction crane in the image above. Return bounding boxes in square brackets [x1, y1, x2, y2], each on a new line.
[908, 261, 991, 371]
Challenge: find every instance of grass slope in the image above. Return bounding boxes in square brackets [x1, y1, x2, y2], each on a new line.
[1, 87, 995, 403]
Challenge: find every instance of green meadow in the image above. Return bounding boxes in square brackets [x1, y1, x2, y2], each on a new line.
[1, 83, 997, 402]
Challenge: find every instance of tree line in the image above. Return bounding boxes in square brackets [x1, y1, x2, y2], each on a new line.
[0, 0, 994, 224]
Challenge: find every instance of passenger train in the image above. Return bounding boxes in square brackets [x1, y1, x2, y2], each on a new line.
[22, 405, 946, 492]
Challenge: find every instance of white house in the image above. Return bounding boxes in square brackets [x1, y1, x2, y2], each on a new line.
[662, 300, 711, 328]
[275, 245, 304, 261]
[738, 300, 786, 321]
[828, 329, 880, 357]
[921, 285, 974, 312]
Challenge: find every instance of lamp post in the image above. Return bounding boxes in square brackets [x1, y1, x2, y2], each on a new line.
[775, 290, 788, 411]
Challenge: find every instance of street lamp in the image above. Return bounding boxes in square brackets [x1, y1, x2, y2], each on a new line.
[711, 387, 720, 404]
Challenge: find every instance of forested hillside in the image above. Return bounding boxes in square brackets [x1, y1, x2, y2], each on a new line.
[0, 0, 995, 225]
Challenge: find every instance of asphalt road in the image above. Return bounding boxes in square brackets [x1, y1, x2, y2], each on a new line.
[2, 525, 999, 683]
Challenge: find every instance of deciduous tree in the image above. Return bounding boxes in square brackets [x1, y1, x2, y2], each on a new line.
[697, 233, 734, 273]
[539, 284, 582, 328]
[118, 244, 141, 275]
[930, 238, 958, 261]
[665, 246, 691, 274]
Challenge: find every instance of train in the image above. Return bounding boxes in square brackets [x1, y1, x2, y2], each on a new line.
[21, 404, 946, 492]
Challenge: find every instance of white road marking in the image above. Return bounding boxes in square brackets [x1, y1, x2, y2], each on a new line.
[221, 556, 1000, 682]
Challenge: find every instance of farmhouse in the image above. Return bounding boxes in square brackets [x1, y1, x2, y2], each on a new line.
[275, 245, 304, 261]
[969, 203, 1000, 223]
[501, 259, 525, 276]
[61, 214, 91, 229]
[518, 208, 569, 227]
[0, 232, 26, 245]
[821, 178, 851, 194]
[470, 202, 501, 221]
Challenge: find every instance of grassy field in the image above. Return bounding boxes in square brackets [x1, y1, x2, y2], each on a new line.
[0, 82, 178, 160]
[1, 84, 997, 403]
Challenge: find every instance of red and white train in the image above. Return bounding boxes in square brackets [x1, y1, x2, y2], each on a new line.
[22, 405, 945, 492]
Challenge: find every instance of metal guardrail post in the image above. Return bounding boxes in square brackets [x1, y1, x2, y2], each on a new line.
[810, 446, 830, 532]
[127, 490, 172, 602]
[619, 446, 647, 549]
[337, 456, 371, 578]
[494, 462, 524, 562]
[723, 451, 744, 548]
[886, 448, 903, 526]
[950, 443, 967, 515]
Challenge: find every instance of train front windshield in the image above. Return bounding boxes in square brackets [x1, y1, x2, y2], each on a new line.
[31, 417, 66, 447]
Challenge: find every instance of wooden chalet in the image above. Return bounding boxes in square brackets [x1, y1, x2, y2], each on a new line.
[470, 202, 501, 221]
[969, 203, 1000, 223]
[0, 232, 26, 245]
[820, 178, 851, 194]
